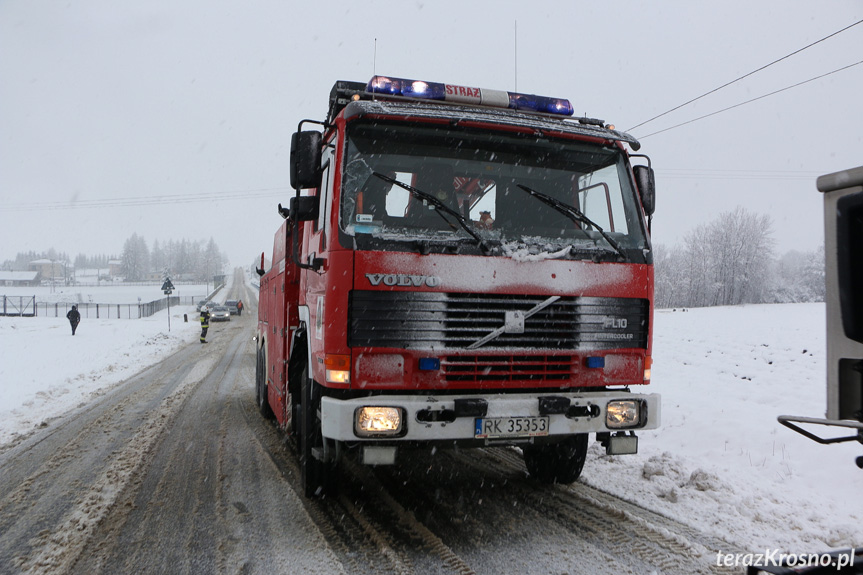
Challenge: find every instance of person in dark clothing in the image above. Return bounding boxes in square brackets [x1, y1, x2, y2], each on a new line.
[200, 309, 210, 343]
[236, 300, 243, 316]
[66, 305, 81, 335]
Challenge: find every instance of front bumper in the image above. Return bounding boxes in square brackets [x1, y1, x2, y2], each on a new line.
[321, 391, 660, 443]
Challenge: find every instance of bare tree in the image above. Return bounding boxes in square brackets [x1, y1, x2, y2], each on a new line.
[655, 207, 776, 308]
[707, 207, 775, 306]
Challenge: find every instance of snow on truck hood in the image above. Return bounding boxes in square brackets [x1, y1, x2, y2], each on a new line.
[353, 251, 649, 298]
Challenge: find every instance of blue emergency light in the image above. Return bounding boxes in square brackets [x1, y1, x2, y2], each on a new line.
[366, 75, 574, 117]
[418, 357, 441, 371]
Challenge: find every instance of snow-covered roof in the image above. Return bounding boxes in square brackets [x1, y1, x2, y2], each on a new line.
[0, 271, 39, 281]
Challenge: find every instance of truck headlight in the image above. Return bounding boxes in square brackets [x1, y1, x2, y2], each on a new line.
[606, 400, 641, 429]
[355, 406, 405, 437]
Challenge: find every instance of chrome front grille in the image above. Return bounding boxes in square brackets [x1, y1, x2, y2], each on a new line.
[348, 291, 648, 351]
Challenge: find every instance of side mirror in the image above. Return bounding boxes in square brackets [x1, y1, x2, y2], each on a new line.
[633, 165, 656, 216]
[255, 252, 265, 277]
[290, 131, 323, 190]
[290, 195, 319, 222]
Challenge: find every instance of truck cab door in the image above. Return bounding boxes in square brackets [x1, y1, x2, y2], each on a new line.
[301, 143, 336, 385]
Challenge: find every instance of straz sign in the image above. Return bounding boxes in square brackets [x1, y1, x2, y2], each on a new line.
[366, 273, 441, 288]
[445, 84, 482, 104]
[444, 84, 509, 108]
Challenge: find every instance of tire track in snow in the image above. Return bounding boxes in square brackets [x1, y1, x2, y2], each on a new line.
[478, 447, 744, 575]
[0, 351, 196, 571]
[343, 459, 478, 575]
[17, 354, 218, 575]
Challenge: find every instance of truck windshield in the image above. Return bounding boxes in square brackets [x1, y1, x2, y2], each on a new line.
[340, 122, 649, 260]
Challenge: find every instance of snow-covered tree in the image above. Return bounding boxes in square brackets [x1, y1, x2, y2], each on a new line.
[199, 237, 222, 281]
[769, 246, 825, 303]
[150, 239, 166, 276]
[654, 207, 776, 308]
[121, 233, 150, 281]
[654, 243, 689, 309]
[707, 207, 775, 306]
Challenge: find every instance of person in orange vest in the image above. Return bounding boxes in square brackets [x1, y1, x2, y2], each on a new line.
[200, 308, 210, 343]
[236, 300, 243, 316]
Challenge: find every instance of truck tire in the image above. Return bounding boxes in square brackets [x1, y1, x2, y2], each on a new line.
[256, 347, 274, 419]
[523, 434, 588, 484]
[298, 364, 335, 498]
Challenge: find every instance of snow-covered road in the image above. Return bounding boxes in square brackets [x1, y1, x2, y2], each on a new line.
[0, 297, 860, 573]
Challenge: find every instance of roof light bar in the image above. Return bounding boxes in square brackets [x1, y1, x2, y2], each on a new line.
[366, 75, 574, 117]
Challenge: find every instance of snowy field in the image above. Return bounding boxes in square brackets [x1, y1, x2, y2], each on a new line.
[0, 300, 860, 557]
[0, 306, 201, 447]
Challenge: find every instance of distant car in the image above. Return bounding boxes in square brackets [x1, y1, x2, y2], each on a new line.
[196, 300, 208, 312]
[225, 300, 240, 315]
[210, 306, 231, 321]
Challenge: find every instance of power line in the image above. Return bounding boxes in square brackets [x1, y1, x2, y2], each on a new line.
[658, 168, 824, 181]
[627, 18, 863, 132]
[637, 59, 863, 140]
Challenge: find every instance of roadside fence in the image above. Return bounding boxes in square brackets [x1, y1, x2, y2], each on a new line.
[1, 296, 36, 317]
[1, 295, 201, 319]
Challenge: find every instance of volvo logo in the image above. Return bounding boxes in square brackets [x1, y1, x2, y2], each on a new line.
[366, 273, 441, 288]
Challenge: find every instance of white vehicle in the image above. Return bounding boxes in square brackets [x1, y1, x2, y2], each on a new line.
[210, 305, 231, 322]
[780, 165, 863, 461]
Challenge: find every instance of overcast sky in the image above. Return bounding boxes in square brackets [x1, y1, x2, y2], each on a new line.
[1, 1, 861, 268]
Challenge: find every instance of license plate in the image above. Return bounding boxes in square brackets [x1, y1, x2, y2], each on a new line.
[475, 416, 549, 439]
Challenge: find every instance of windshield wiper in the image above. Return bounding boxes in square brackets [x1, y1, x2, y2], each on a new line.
[515, 184, 629, 262]
[372, 172, 492, 255]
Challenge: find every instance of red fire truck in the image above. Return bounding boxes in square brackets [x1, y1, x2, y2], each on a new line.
[255, 75, 660, 497]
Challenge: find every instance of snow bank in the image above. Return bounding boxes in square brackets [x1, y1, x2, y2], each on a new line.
[584, 303, 863, 553]
[0, 307, 199, 447]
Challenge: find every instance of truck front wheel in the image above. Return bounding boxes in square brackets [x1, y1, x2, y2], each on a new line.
[255, 348, 274, 419]
[298, 364, 335, 498]
[523, 434, 589, 484]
